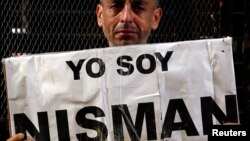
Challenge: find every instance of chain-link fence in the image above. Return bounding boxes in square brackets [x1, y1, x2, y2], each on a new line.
[0, 0, 221, 119]
[0, 0, 231, 139]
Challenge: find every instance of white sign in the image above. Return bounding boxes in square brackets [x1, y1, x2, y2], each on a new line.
[2, 37, 239, 141]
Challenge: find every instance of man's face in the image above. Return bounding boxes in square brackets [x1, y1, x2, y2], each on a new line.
[96, 0, 162, 47]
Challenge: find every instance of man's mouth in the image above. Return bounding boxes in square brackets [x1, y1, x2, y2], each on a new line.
[117, 29, 137, 34]
[115, 29, 138, 39]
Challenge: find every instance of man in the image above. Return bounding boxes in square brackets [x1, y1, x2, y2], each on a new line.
[96, 0, 162, 46]
[7, 0, 163, 140]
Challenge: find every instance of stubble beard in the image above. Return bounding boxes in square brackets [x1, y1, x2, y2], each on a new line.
[103, 28, 151, 47]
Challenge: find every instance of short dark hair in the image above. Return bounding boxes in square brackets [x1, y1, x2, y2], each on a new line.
[99, 0, 160, 7]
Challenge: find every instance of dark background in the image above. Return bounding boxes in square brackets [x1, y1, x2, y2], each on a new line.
[1, 0, 249, 140]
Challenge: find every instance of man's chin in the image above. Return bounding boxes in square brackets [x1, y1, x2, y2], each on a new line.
[112, 40, 140, 47]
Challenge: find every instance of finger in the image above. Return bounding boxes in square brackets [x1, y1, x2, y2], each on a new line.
[7, 133, 24, 141]
[11, 52, 26, 57]
[11, 52, 17, 57]
[223, 122, 240, 125]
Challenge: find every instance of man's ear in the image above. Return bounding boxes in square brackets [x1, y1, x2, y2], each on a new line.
[152, 8, 163, 30]
[96, 4, 103, 27]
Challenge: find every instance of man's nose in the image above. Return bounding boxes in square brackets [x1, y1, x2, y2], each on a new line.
[120, 5, 133, 23]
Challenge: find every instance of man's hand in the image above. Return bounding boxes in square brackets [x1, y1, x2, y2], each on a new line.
[223, 122, 240, 125]
[11, 52, 26, 57]
[7, 133, 33, 141]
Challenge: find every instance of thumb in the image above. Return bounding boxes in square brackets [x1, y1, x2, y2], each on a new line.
[7, 133, 25, 141]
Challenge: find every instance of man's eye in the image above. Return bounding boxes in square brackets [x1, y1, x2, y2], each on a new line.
[132, 5, 145, 12]
[110, 2, 123, 9]
[135, 6, 145, 10]
[132, 2, 146, 11]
